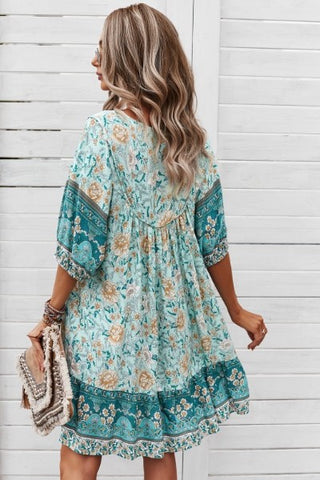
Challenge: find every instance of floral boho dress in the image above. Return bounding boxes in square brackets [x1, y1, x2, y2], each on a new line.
[54, 109, 250, 460]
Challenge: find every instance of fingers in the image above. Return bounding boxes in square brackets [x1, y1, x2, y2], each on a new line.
[27, 321, 47, 371]
[248, 333, 264, 350]
[28, 335, 43, 350]
[29, 338, 45, 371]
[26, 319, 47, 339]
[248, 317, 268, 350]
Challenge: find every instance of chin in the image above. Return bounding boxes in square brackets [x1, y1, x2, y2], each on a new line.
[100, 81, 108, 91]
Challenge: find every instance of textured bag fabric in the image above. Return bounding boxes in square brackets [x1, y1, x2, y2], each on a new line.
[16, 323, 74, 435]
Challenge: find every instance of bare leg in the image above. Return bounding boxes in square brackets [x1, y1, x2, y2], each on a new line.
[60, 444, 102, 480]
[143, 452, 177, 480]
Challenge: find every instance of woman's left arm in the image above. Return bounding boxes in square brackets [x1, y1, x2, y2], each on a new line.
[27, 115, 113, 368]
[26, 265, 77, 370]
[207, 253, 268, 350]
[27, 264, 77, 337]
[49, 264, 77, 310]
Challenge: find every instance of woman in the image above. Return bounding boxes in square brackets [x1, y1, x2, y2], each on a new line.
[27, 3, 267, 479]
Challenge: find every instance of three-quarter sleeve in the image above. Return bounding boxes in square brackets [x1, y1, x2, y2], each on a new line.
[54, 115, 113, 281]
[194, 141, 229, 267]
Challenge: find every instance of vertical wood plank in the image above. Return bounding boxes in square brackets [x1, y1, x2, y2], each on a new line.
[165, 5, 199, 478]
[182, 1, 221, 480]
[165, 5, 194, 479]
[165, 0, 194, 63]
[192, 0, 221, 150]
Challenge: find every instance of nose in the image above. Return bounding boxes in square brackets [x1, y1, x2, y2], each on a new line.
[91, 55, 99, 67]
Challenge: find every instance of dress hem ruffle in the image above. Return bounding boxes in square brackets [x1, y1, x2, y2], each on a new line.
[59, 394, 249, 460]
[58, 356, 250, 460]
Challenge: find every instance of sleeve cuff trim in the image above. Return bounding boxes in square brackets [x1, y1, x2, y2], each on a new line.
[204, 237, 229, 267]
[54, 243, 90, 282]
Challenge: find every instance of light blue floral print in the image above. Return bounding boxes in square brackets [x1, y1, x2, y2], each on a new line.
[54, 109, 250, 460]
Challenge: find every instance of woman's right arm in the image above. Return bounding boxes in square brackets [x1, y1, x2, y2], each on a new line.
[207, 253, 268, 350]
[194, 142, 268, 349]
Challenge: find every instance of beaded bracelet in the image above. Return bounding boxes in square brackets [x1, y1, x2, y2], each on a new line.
[42, 298, 66, 325]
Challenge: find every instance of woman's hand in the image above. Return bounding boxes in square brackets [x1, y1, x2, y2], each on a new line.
[229, 306, 268, 350]
[26, 319, 47, 372]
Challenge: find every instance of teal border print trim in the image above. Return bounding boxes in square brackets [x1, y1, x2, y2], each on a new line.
[59, 356, 250, 460]
[54, 179, 108, 281]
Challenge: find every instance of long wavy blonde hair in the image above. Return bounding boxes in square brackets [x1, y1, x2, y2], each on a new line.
[100, 2, 211, 197]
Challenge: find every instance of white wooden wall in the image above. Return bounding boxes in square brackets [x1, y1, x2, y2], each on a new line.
[1, 0, 320, 479]
[207, 1, 320, 479]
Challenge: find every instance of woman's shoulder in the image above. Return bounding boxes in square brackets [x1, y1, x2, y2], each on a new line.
[87, 109, 118, 128]
[196, 140, 215, 178]
[194, 139, 221, 203]
[86, 109, 135, 141]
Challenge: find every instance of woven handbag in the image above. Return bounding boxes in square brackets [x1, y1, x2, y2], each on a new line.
[16, 322, 74, 436]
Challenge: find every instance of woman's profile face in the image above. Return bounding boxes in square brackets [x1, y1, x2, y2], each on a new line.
[91, 38, 108, 91]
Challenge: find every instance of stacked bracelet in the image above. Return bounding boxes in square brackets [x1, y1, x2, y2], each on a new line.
[42, 298, 66, 325]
